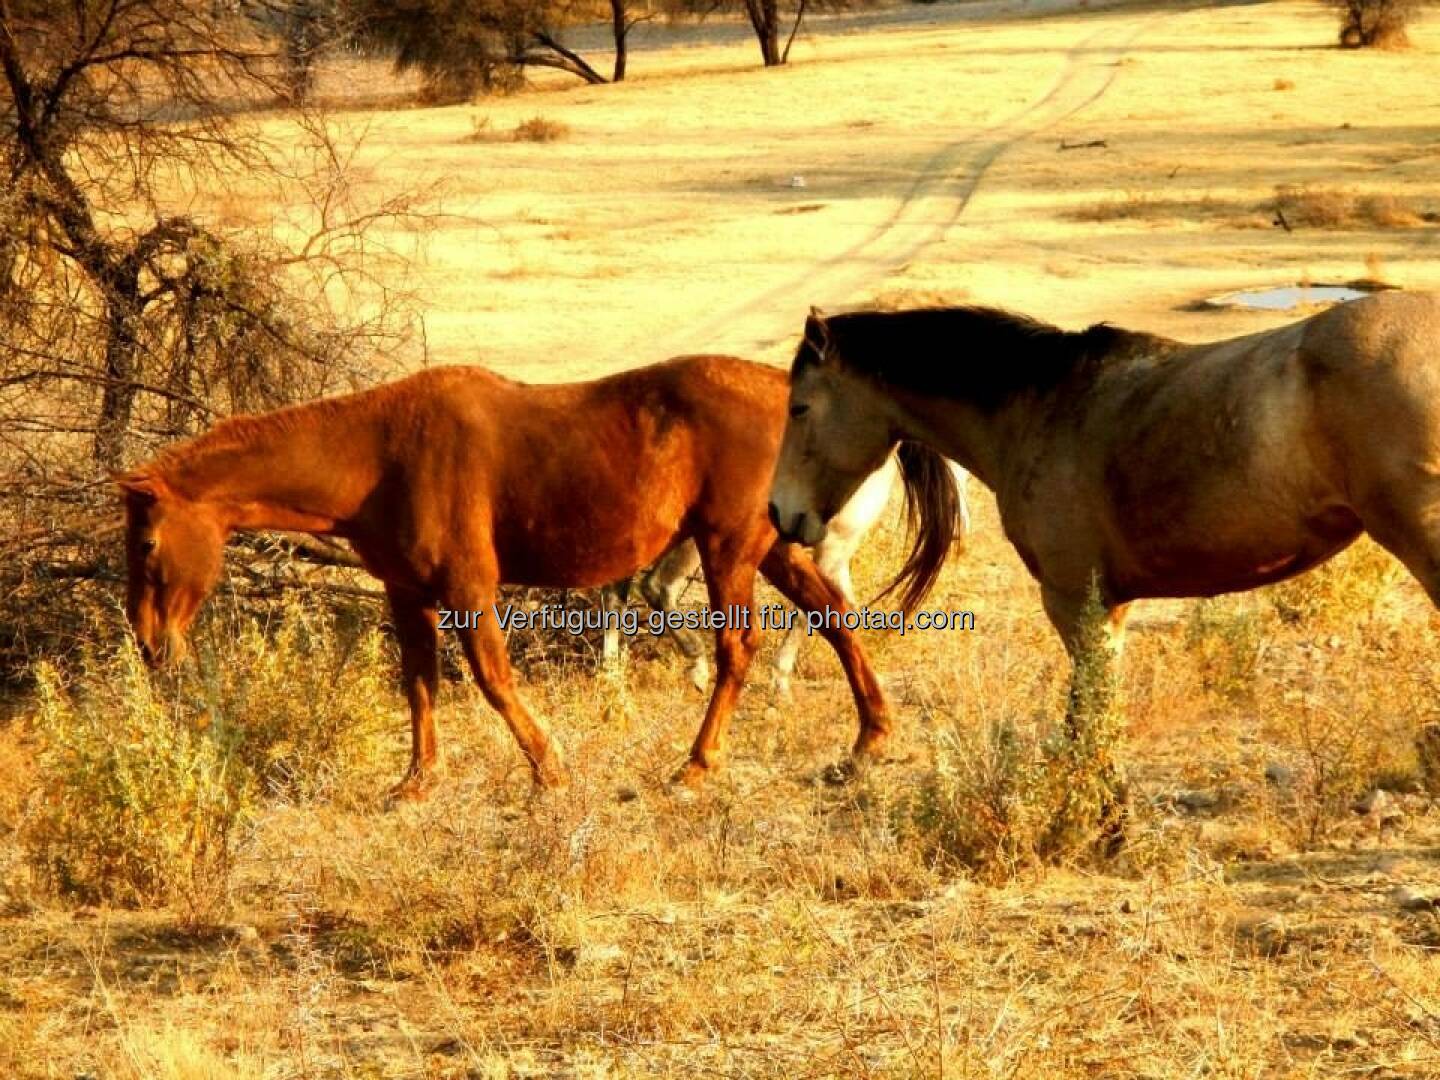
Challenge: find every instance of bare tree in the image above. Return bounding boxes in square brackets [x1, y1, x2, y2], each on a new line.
[348, 0, 623, 96]
[0, 0, 427, 677]
[672, 0, 857, 68]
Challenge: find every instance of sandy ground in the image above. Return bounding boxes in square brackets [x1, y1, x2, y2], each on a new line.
[228, 0, 1440, 380]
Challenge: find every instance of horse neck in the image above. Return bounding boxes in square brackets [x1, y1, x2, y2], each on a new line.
[882, 386, 1020, 492]
[161, 397, 384, 535]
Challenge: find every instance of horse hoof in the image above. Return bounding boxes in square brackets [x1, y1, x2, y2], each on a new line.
[688, 661, 711, 694]
[533, 757, 569, 789]
[818, 757, 868, 786]
[386, 774, 434, 805]
[670, 761, 710, 789]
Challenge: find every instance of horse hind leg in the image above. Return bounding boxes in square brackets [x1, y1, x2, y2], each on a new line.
[640, 540, 711, 691]
[772, 531, 859, 699]
[760, 542, 891, 781]
[384, 583, 441, 801]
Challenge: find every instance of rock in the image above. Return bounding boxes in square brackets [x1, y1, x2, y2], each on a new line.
[1264, 762, 1295, 787]
[1234, 912, 1289, 957]
[1354, 788, 1406, 829]
[1392, 886, 1437, 913]
[616, 785, 639, 803]
[1174, 788, 1220, 813]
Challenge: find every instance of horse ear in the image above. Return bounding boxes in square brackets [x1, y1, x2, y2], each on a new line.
[114, 471, 168, 504]
[802, 308, 833, 362]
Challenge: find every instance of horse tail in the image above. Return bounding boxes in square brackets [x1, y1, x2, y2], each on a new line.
[878, 442, 961, 615]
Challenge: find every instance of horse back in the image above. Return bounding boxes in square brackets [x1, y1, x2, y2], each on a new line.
[388, 356, 788, 588]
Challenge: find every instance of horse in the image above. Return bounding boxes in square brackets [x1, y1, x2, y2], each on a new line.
[117, 355, 894, 798]
[604, 454, 972, 696]
[768, 292, 1440, 702]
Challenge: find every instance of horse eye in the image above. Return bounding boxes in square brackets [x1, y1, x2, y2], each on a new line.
[789, 403, 811, 419]
[139, 538, 156, 555]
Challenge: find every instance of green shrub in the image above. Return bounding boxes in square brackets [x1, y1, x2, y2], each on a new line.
[190, 600, 392, 802]
[903, 582, 1128, 878]
[24, 650, 253, 916]
[21, 601, 395, 915]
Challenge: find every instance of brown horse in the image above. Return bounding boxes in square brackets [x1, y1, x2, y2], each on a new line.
[769, 292, 1440, 694]
[118, 355, 893, 797]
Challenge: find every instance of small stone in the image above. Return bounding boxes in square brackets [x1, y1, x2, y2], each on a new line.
[1174, 788, 1220, 813]
[616, 785, 639, 803]
[1392, 886, 1437, 913]
[1264, 762, 1295, 787]
[1329, 1031, 1369, 1051]
[1234, 912, 1289, 957]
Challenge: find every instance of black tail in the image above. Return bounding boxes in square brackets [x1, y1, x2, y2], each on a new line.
[878, 442, 961, 615]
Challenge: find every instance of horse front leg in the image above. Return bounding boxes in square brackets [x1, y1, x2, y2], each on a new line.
[1040, 583, 1131, 849]
[385, 583, 441, 802]
[672, 537, 762, 785]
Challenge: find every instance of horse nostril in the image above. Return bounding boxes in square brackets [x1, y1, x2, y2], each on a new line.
[767, 502, 782, 531]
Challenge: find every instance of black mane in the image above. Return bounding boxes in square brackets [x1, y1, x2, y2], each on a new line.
[797, 306, 1171, 412]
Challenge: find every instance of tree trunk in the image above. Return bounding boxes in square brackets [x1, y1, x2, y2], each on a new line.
[744, 0, 782, 66]
[611, 0, 628, 82]
[531, 30, 609, 84]
[94, 285, 144, 469]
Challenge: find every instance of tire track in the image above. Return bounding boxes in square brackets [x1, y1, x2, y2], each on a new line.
[644, 9, 1164, 362]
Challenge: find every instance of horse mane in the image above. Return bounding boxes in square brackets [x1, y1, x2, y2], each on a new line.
[800, 305, 1171, 611]
[801, 305, 1171, 413]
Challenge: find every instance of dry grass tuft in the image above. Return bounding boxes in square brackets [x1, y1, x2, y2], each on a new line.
[512, 115, 571, 143]
[1274, 184, 1424, 229]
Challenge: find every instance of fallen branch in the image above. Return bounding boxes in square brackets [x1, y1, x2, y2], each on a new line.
[1059, 138, 1108, 151]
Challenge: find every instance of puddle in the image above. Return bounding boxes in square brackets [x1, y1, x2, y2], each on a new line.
[1204, 283, 1380, 312]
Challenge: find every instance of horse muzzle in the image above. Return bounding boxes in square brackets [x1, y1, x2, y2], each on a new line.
[768, 501, 827, 547]
[138, 630, 188, 669]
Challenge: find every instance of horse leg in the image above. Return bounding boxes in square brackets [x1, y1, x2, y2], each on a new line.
[640, 540, 711, 691]
[772, 532, 857, 699]
[759, 542, 892, 778]
[672, 537, 763, 785]
[386, 583, 441, 801]
[1354, 485, 1440, 608]
[599, 579, 630, 672]
[447, 587, 566, 788]
[1040, 584, 1131, 847]
[952, 464, 973, 537]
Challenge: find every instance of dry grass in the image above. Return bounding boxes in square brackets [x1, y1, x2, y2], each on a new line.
[1274, 184, 1426, 229]
[461, 113, 572, 145]
[3, 487, 1439, 1078]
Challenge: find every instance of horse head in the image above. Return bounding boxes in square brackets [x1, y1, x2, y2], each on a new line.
[769, 310, 897, 546]
[116, 472, 229, 667]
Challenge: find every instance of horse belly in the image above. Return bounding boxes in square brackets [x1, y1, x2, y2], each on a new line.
[1115, 501, 1361, 599]
[493, 486, 691, 589]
